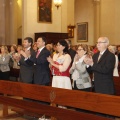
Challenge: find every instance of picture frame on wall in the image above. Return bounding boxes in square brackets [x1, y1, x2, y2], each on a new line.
[67, 25, 75, 38]
[38, 0, 52, 23]
[77, 22, 88, 42]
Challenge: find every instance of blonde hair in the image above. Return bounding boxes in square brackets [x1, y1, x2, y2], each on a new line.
[108, 45, 116, 54]
[0, 46, 9, 54]
[17, 45, 23, 50]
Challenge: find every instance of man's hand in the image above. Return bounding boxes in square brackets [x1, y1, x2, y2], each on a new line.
[20, 50, 27, 58]
[84, 55, 94, 66]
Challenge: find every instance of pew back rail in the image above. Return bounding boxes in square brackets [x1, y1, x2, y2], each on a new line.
[0, 80, 119, 120]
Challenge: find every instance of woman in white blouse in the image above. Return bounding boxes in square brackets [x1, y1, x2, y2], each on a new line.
[47, 39, 72, 90]
[70, 44, 92, 91]
[108, 45, 119, 77]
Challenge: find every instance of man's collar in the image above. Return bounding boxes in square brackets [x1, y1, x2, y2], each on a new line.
[100, 49, 107, 55]
[26, 47, 31, 51]
[38, 46, 45, 51]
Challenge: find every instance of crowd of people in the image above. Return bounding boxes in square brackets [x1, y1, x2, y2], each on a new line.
[0, 36, 119, 97]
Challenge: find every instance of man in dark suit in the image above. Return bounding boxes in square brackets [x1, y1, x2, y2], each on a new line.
[65, 39, 76, 64]
[25, 37, 50, 86]
[84, 37, 115, 95]
[18, 37, 35, 84]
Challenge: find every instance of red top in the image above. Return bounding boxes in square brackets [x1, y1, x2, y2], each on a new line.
[51, 61, 70, 77]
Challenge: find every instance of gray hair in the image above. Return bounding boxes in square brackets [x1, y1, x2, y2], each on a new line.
[98, 37, 109, 45]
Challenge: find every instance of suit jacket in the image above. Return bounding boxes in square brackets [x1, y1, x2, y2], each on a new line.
[19, 48, 35, 83]
[26, 47, 50, 85]
[0, 54, 10, 72]
[90, 49, 115, 95]
[70, 61, 91, 89]
[118, 53, 120, 62]
[68, 48, 76, 64]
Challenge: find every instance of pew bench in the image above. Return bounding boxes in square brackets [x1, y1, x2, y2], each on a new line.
[114, 75, 120, 96]
[0, 80, 120, 120]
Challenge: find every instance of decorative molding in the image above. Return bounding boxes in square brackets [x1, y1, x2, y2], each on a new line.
[50, 90, 56, 102]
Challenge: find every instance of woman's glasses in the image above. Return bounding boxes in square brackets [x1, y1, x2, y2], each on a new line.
[77, 49, 83, 51]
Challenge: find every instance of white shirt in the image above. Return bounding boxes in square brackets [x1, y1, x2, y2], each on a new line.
[53, 53, 71, 72]
[38, 46, 45, 52]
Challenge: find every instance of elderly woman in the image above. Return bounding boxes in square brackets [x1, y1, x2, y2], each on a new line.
[70, 44, 92, 91]
[9, 45, 17, 68]
[9, 45, 17, 57]
[12, 45, 23, 69]
[47, 39, 72, 90]
[108, 45, 119, 77]
[0, 46, 11, 80]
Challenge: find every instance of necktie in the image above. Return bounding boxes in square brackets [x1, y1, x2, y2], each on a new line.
[36, 50, 40, 58]
[98, 54, 102, 62]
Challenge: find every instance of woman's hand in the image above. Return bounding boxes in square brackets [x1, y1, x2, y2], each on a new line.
[47, 56, 54, 65]
[74, 54, 79, 62]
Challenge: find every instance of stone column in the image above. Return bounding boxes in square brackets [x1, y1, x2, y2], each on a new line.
[0, 0, 6, 45]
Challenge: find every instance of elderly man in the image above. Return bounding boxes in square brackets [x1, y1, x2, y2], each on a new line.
[65, 39, 76, 64]
[84, 37, 115, 95]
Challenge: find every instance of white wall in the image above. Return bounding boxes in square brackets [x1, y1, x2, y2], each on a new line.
[22, 0, 75, 42]
[74, 0, 94, 45]
[0, 0, 5, 45]
[75, 0, 120, 45]
[100, 0, 120, 45]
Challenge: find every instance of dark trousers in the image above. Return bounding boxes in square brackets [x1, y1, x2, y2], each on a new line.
[73, 81, 92, 92]
[0, 71, 10, 80]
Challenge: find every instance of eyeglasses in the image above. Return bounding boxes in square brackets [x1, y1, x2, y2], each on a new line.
[77, 49, 83, 51]
[96, 42, 107, 44]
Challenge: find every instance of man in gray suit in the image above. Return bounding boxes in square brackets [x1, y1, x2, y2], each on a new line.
[17, 37, 35, 84]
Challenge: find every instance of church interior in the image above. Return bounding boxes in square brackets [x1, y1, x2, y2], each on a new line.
[0, 0, 120, 120]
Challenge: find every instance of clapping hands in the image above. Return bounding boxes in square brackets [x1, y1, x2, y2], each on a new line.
[13, 53, 21, 62]
[20, 50, 31, 58]
[47, 56, 54, 65]
[84, 55, 94, 66]
[74, 54, 80, 62]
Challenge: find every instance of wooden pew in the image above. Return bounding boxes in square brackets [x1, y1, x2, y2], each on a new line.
[114, 74, 120, 96]
[0, 80, 120, 120]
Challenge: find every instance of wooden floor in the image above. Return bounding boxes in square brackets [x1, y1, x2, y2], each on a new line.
[0, 99, 39, 120]
[0, 104, 30, 120]
[0, 105, 120, 120]
[0, 96, 120, 120]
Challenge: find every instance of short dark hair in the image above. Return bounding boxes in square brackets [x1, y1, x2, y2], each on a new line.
[24, 37, 33, 46]
[58, 39, 68, 54]
[40, 36, 47, 45]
